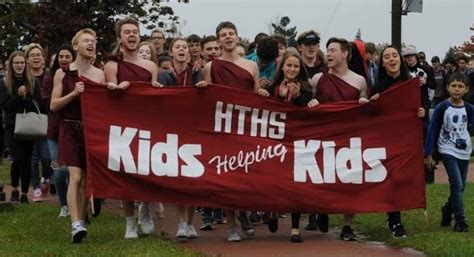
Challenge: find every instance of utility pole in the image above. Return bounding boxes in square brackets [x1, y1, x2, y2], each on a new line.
[391, 0, 402, 49]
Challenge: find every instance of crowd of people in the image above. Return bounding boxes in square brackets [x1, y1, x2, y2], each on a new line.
[0, 17, 473, 244]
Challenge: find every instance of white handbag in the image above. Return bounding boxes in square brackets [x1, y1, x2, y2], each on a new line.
[14, 100, 48, 140]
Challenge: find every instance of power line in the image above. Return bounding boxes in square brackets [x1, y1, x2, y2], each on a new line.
[322, 0, 342, 37]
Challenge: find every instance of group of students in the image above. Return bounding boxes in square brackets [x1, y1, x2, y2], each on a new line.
[1, 16, 471, 244]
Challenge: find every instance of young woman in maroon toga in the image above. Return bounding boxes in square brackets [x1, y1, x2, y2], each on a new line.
[104, 17, 160, 240]
[201, 21, 268, 242]
[308, 37, 369, 242]
[51, 28, 105, 244]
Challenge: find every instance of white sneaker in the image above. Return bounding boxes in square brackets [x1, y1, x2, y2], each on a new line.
[140, 216, 155, 235]
[71, 225, 87, 243]
[228, 227, 242, 242]
[176, 222, 188, 241]
[58, 206, 69, 218]
[33, 188, 43, 202]
[125, 224, 139, 239]
[187, 225, 199, 239]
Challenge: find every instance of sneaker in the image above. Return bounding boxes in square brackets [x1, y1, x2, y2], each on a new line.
[124, 223, 139, 239]
[58, 206, 69, 218]
[454, 221, 469, 232]
[441, 205, 453, 227]
[176, 222, 188, 241]
[71, 226, 87, 243]
[187, 225, 199, 239]
[305, 214, 318, 231]
[238, 212, 255, 238]
[227, 227, 242, 242]
[317, 214, 329, 233]
[390, 223, 407, 238]
[40, 178, 50, 197]
[10, 189, 19, 203]
[33, 189, 43, 202]
[290, 233, 304, 243]
[249, 212, 261, 223]
[199, 218, 215, 231]
[20, 194, 29, 204]
[340, 225, 358, 241]
[139, 204, 155, 235]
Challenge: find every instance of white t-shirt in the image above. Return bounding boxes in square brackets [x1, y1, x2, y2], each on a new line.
[438, 104, 472, 160]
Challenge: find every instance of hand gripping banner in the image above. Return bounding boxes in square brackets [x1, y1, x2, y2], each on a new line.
[82, 78, 425, 213]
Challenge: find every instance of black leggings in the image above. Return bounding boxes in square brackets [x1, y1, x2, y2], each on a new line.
[10, 138, 34, 194]
[291, 213, 301, 229]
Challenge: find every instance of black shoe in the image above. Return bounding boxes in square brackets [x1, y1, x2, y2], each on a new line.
[454, 221, 469, 232]
[10, 190, 19, 202]
[441, 205, 453, 227]
[340, 225, 357, 241]
[213, 209, 225, 224]
[91, 198, 102, 217]
[49, 183, 56, 195]
[304, 214, 318, 231]
[290, 234, 303, 243]
[317, 214, 329, 233]
[238, 212, 255, 237]
[268, 218, 278, 233]
[390, 223, 407, 238]
[249, 212, 261, 223]
[199, 218, 215, 231]
[20, 194, 29, 204]
[262, 212, 269, 224]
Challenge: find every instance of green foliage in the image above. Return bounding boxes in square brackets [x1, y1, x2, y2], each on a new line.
[444, 47, 458, 62]
[0, 1, 182, 61]
[271, 16, 297, 47]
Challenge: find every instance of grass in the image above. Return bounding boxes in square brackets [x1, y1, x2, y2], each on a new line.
[1, 164, 473, 257]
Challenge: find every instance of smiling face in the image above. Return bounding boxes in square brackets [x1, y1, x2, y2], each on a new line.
[27, 47, 44, 70]
[381, 47, 402, 77]
[282, 55, 301, 81]
[74, 32, 97, 59]
[170, 39, 190, 63]
[119, 23, 140, 52]
[58, 49, 74, 67]
[202, 40, 221, 61]
[11, 55, 26, 76]
[138, 44, 152, 60]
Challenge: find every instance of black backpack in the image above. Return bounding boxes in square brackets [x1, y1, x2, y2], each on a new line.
[431, 100, 473, 161]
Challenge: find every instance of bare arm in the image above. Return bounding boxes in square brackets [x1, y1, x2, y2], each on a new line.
[50, 69, 80, 112]
[104, 61, 118, 84]
[252, 62, 260, 92]
[203, 62, 212, 83]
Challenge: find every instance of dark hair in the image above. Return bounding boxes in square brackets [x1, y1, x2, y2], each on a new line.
[200, 35, 217, 48]
[114, 17, 139, 38]
[457, 55, 469, 63]
[257, 37, 279, 63]
[448, 72, 469, 87]
[187, 34, 201, 44]
[444, 56, 456, 66]
[51, 44, 76, 74]
[157, 55, 172, 67]
[349, 41, 367, 79]
[365, 42, 376, 54]
[326, 37, 352, 62]
[151, 29, 164, 38]
[271, 51, 308, 88]
[216, 21, 238, 38]
[253, 32, 269, 44]
[272, 34, 287, 48]
[431, 56, 440, 63]
[377, 45, 410, 81]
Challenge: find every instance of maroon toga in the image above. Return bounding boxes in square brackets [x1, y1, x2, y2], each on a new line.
[315, 72, 360, 103]
[109, 55, 152, 83]
[211, 59, 254, 91]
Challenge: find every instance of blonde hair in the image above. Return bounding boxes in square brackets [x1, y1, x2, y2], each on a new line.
[71, 28, 97, 47]
[138, 41, 157, 64]
[24, 43, 44, 58]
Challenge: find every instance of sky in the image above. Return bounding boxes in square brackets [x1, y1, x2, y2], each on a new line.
[160, 0, 473, 60]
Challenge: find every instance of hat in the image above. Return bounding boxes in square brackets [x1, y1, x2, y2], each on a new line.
[402, 45, 417, 56]
[297, 31, 320, 45]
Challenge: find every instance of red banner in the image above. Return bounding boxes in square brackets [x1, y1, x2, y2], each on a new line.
[82, 78, 426, 213]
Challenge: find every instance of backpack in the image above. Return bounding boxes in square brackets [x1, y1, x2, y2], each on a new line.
[431, 100, 473, 161]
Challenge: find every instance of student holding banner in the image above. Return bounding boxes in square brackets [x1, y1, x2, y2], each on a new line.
[104, 17, 159, 240]
[264, 50, 312, 242]
[371, 45, 426, 237]
[51, 28, 105, 243]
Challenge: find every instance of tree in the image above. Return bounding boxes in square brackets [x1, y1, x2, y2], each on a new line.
[271, 16, 297, 47]
[0, 1, 186, 62]
[444, 24, 473, 61]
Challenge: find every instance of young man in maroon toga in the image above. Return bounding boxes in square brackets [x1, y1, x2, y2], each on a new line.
[308, 37, 368, 241]
[51, 28, 105, 243]
[104, 17, 159, 239]
[202, 21, 268, 242]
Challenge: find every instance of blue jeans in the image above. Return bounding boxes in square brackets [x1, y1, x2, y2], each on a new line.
[441, 153, 469, 223]
[47, 139, 69, 207]
[31, 139, 52, 189]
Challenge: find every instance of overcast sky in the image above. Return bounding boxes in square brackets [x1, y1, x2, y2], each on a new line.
[160, 0, 473, 60]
